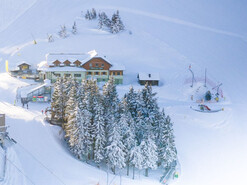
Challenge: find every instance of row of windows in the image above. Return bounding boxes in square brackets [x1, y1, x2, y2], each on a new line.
[87, 71, 107, 75]
[52, 71, 122, 78]
[89, 63, 104, 67]
[54, 73, 81, 78]
[111, 72, 121, 75]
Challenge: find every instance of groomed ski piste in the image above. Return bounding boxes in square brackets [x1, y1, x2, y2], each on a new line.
[0, 0, 247, 185]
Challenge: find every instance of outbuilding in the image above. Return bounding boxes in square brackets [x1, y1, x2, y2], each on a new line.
[138, 72, 160, 86]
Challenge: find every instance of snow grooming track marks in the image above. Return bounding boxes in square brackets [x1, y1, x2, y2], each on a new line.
[0, 147, 30, 185]
[13, 143, 67, 185]
[0, 0, 37, 33]
[98, 6, 247, 42]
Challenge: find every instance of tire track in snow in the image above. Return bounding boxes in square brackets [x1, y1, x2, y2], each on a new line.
[101, 6, 247, 41]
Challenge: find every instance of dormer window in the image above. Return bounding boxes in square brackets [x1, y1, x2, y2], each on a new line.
[53, 60, 61, 67]
[63, 60, 71, 66]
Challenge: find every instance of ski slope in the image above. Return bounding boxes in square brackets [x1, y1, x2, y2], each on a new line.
[0, 0, 247, 185]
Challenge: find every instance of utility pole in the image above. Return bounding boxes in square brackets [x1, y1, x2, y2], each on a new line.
[204, 68, 207, 87]
[189, 65, 195, 87]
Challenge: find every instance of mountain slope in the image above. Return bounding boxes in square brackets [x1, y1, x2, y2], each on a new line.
[0, 0, 247, 185]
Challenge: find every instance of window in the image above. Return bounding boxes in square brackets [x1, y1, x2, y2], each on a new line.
[54, 73, 61, 77]
[101, 63, 104, 67]
[74, 74, 81, 77]
[117, 72, 120, 75]
[95, 72, 99, 75]
[89, 63, 92, 67]
[95, 63, 99, 67]
[65, 74, 71, 77]
[87, 72, 92, 75]
[102, 72, 106, 75]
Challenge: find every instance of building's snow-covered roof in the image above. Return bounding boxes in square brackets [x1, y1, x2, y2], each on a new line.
[110, 63, 125, 70]
[39, 66, 86, 72]
[38, 50, 125, 71]
[138, 73, 160, 81]
[45, 50, 98, 65]
[16, 61, 31, 66]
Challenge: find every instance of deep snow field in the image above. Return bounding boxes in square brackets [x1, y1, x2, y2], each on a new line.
[0, 0, 247, 185]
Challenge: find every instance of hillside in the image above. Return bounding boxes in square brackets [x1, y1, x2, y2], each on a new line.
[0, 0, 247, 185]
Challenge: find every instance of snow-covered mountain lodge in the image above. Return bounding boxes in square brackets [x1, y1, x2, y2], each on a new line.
[38, 50, 125, 84]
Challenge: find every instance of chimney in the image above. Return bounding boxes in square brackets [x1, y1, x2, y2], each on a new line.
[148, 74, 151, 78]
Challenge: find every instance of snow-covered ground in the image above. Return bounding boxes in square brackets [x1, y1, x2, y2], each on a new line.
[0, 0, 247, 185]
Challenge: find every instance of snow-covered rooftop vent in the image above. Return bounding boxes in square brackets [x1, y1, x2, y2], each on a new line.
[138, 72, 160, 81]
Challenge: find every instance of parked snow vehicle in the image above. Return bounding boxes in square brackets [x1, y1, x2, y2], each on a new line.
[190, 104, 224, 113]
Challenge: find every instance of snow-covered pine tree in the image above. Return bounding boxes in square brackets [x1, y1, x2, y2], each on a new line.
[72, 21, 77, 34]
[64, 85, 77, 122]
[85, 10, 91, 20]
[80, 91, 94, 161]
[156, 108, 166, 166]
[58, 25, 68, 38]
[91, 8, 97, 19]
[124, 86, 138, 120]
[100, 12, 111, 30]
[160, 115, 177, 168]
[111, 10, 124, 34]
[105, 116, 126, 174]
[137, 84, 160, 139]
[130, 143, 143, 179]
[93, 96, 106, 164]
[63, 76, 75, 105]
[47, 34, 54, 42]
[98, 12, 104, 29]
[140, 134, 158, 177]
[51, 77, 65, 121]
[103, 76, 120, 139]
[77, 80, 88, 110]
[120, 98, 136, 176]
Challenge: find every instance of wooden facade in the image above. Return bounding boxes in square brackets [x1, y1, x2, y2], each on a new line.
[139, 80, 159, 86]
[109, 71, 123, 76]
[82, 57, 112, 70]
[18, 63, 30, 71]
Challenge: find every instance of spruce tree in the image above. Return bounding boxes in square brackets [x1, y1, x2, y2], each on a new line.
[111, 10, 124, 34]
[47, 34, 54, 42]
[93, 98, 106, 164]
[80, 91, 94, 161]
[91, 8, 97, 19]
[130, 143, 143, 179]
[103, 76, 120, 138]
[161, 115, 177, 168]
[125, 86, 138, 120]
[51, 78, 65, 121]
[72, 21, 77, 34]
[64, 85, 77, 122]
[120, 99, 136, 176]
[58, 25, 67, 38]
[105, 116, 126, 174]
[140, 134, 158, 177]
